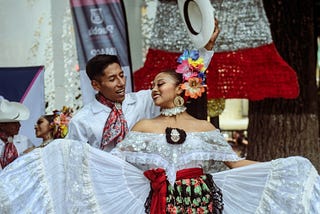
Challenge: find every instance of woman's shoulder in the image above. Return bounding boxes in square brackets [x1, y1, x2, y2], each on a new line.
[187, 118, 216, 132]
[131, 118, 157, 132]
[132, 117, 216, 133]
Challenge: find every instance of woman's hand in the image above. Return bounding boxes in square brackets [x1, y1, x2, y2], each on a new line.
[204, 18, 220, 50]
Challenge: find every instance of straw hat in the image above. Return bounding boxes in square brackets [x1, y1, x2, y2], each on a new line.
[177, 0, 215, 49]
[0, 97, 30, 122]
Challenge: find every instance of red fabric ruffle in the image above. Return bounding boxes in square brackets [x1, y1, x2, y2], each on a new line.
[134, 43, 299, 100]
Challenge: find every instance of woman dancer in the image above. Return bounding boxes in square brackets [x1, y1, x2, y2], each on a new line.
[109, 51, 320, 213]
[24, 106, 73, 153]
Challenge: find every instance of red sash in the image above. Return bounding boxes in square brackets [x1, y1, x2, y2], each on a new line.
[144, 168, 204, 214]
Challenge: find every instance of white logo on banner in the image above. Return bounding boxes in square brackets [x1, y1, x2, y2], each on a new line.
[88, 8, 114, 36]
[90, 8, 104, 25]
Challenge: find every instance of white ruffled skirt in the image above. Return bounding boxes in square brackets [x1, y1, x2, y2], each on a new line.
[0, 139, 319, 214]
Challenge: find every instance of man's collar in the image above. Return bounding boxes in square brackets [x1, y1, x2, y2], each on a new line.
[91, 98, 112, 114]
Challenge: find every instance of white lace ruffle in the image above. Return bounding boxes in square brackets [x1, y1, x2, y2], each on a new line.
[1, 140, 319, 214]
[61, 140, 101, 213]
[112, 129, 243, 184]
[256, 156, 320, 214]
[213, 156, 320, 214]
[0, 139, 101, 213]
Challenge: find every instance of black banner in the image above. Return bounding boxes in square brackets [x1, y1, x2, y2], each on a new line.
[70, 0, 132, 104]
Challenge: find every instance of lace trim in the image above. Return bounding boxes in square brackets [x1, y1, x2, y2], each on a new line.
[117, 150, 242, 186]
[115, 130, 241, 164]
[64, 141, 101, 213]
[113, 129, 242, 184]
[256, 157, 317, 213]
[39, 149, 56, 213]
[82, 144, 101, 213]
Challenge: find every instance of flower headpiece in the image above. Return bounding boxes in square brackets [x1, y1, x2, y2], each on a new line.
[50, 106, 73, 139]
[176, 49, 207, 99]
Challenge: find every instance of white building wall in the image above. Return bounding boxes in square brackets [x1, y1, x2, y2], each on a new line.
[0, 0, 144, 111]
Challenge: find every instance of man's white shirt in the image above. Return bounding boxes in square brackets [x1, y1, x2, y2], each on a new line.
[67, 90, 159, 148]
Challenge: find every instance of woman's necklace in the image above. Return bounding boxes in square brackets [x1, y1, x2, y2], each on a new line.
[160, 106, 187, 117]
[38, 139, 53, 148]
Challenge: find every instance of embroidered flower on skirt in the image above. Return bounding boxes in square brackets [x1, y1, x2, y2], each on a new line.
[166, 174, 223, 214]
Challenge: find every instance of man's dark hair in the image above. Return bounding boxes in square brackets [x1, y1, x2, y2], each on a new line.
[86, 54, 121, 80]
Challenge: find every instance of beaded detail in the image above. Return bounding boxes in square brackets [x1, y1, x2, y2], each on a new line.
[160, 106, 186, 117]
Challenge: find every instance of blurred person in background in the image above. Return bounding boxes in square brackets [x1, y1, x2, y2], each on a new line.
[0, 96, 32, 169]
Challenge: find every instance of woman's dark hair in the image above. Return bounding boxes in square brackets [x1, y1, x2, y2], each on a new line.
[43, 114, 54, 129]
[159, 69, 183, 85]
[43, 114, 54, 123]
[86, 54, 121, 80]
[159, 69, 185, 98]
[159, 69, 207, 120]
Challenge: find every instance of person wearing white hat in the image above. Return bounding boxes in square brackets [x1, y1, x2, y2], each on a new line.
[0, 96, 32, 169]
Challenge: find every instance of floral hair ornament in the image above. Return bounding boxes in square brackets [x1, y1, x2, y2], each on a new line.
[176, 49, 207, 99]
[50, 106, 73, 139]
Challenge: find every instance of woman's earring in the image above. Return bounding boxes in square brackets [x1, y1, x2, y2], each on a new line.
[174, 96, 184, 107]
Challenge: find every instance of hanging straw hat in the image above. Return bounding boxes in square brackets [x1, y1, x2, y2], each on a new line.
[177, 0, 215, 49]
[0, 96, 30, 122]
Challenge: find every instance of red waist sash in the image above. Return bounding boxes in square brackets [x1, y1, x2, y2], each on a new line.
[144, 168, 204, 214]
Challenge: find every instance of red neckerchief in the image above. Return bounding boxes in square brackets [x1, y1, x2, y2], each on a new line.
[96, 93, 128, 151]
[0, 131, 18, 168]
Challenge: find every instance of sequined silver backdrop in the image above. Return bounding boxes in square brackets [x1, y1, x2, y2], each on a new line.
[146, 0, 272, 52]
